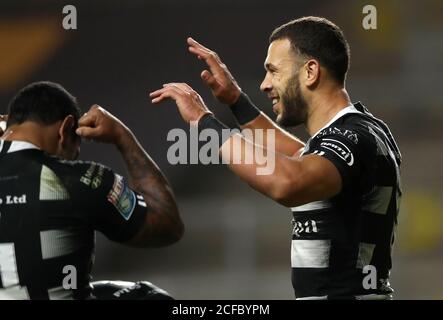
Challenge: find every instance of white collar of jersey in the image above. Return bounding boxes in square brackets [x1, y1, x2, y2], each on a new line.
[0, 140, 40, 153]
[311, 104, 361, 139]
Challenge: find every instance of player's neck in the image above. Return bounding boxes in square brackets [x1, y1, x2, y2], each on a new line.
[306, 87, 351, 137]
[2, 121, 59, 153]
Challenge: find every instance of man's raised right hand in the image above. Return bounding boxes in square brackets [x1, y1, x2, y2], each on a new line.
[75, 105, 131, 148]
[187, 37, 242, 105]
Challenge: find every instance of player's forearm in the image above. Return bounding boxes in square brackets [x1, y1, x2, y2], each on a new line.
[241, 113, 305, 157]
[198, 114, 301, 205]
[231, 93, 305, 157]
[116, 130, 183, 243]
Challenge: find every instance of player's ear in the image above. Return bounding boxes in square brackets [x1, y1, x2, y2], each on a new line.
[303, 59, 321, 88]
[58, 115, 76, 146]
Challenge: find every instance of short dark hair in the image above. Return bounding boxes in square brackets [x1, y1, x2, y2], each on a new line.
[269, 16, 350, 85]
[7, 81, 81, 126]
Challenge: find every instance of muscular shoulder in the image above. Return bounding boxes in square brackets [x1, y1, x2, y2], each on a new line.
[41, 155, 115, 195]
[309, 113, 377, 156]
[304, 113, 379, 194]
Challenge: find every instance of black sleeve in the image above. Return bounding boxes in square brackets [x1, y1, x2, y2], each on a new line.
[306, 126, 375, 193]
[69, 162, 148, 242]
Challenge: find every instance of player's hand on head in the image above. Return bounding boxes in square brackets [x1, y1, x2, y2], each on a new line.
[149, 83, 213, 124]
[187, 37, 241, 105]
[75, 105, 129, 147]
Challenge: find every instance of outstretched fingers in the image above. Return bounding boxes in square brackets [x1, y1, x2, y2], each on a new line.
[187, 37, 224, 76]
[149, 84, 186, 104]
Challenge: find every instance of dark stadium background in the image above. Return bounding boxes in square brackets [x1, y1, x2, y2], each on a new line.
[1, 0, 442, 299]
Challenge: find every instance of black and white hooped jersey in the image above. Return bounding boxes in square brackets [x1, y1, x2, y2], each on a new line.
[0, 140, 148, 299]
[290, 102, 402, 299]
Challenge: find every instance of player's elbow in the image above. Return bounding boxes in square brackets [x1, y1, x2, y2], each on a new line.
[152, 207, 184, 247]
[163, 209, 185, 246]
[128, 206, 184, 248]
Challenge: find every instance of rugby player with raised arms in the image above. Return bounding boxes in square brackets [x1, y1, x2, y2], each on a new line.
[0, 81, 183, 299]
[150, 16, 402, 300]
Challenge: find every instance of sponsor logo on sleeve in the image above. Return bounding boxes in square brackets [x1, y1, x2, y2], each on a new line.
[80, 163, 96, 187]
[80, 163, 105, 189]
[319, 138, 354, 166]
[107, 174, 136, 220]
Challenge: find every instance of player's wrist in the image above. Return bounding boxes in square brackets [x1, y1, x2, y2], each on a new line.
[195, 110, 213, 124]
[225, 88, 241, 105]
[198, 114, 231, 146]
[114, 125, 134, 150]
[229, 92, 261, 125]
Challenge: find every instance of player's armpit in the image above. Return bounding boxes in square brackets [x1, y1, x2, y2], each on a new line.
[269, 154, 343, 207]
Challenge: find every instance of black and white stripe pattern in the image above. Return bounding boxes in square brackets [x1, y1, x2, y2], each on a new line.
[290, 102, 401, 299]
[0, 140, 148, 299]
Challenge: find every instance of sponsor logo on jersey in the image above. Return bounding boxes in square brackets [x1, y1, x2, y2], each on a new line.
[292, 219, 318, 237]
[0, 194, 27, 205]
[107, 174, 136, 220]
[312, 150, 325, 156]
[91, 165, 104, 189]
[319, 138, 354, 166]
[80, 163, 104, 189]
[80, 163, 96, 187]
[317, 127, 359, 144]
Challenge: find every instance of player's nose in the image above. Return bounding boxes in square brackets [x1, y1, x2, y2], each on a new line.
[260, 74, 272, 92]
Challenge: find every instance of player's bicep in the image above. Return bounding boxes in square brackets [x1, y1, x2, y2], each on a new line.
[296, 154, 343, 202]
[98, 174, 149, 243]
[278, 129, 366, 207]
[278, 154, 342, 207]
[77, 164, 148, 243]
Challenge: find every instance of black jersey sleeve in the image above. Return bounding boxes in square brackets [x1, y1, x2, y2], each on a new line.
[306, 126, 376, 194]
[64, 161, 148, 243]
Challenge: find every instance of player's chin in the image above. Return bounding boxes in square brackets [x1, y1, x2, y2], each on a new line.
[273, 104, 282, 121]
[274, 108, 285, 125]
[276, 111, 301, 128]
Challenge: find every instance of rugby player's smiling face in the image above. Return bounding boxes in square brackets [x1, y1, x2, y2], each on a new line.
[260, 39, 297, 121]
[260, 38, 309, 127]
